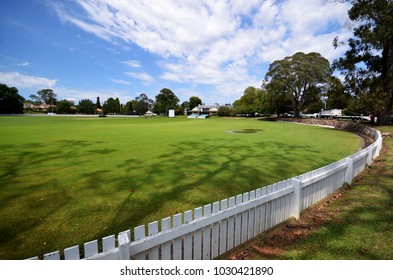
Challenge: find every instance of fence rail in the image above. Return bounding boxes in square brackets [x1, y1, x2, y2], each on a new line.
[29, 126, 383, 260]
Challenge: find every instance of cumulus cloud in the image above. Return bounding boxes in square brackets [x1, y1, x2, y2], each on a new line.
[125, 72, 154, 85]
[0, 72, 57, 88]
[54, 87, 133, 104]
[111, 79, 131, 85]
[52, 0, 351, 102]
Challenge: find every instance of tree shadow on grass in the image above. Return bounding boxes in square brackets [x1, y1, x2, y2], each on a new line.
[0, 135, 347, 259]
[0, 178, 72, 258]
[284, 188, 393, 259]
[92, 138, 324, 243]
[0, 139, 117, 259]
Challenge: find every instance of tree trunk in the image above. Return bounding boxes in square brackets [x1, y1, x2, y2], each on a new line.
[379, 39, 393, 125]
[377, 108, 392, 125]
[292, 98, 301, 118]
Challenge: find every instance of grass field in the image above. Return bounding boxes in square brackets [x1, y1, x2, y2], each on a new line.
[282, 126, 393, 259]
[226, 126, 393, 260]
[0, 116, 361, 259]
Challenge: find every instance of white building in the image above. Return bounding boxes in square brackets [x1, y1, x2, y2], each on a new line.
[191, 104, 220, 116]
[320, 109, 342, 117]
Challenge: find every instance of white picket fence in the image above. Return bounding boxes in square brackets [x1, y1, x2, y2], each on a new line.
[29, 128, 383, 260]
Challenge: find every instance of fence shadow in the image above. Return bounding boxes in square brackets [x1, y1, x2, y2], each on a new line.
[283, 138, 393, 260]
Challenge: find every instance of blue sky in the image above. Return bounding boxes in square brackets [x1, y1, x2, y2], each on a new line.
[0, 0, 352, 106]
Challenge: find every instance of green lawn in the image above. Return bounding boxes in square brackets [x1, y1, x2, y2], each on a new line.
[225, 126, 393, 260]
[0, 116, 361, 259]
[281, 126, 393, 260]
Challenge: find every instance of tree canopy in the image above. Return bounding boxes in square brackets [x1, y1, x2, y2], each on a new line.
[56, 99, 75, 114]
[122, 101, 133, 115]
[325, 76, 351, 110]
[233, 86, 269, 115]
[264, 52, 332, 117]
[132, 93, 153, 115]
[0, 84, 25, 114]
[30, 89, 57, 105]
[102, 97, 120, 114]
[96, 96, 102, 109]
[180, 101, 190, 114]
[188, 96, 202, 110]
[78, 99, 96, 115]
[334, 0, 393, 124]
[263, 77, 292, 117]
[153, 88, 179, 115]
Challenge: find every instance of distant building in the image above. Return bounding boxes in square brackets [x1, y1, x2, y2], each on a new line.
[145, 110, 154, 117]
[32, 104, 55, 112]
[320, 109, 342, 118]
[191, 103, 220, 116]
[23, 103, 34, 111]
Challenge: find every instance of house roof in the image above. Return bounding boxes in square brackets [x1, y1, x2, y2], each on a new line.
[192, 104, 220, 111]
[198, 104, 219, 109]
[33, 104, 55, 109]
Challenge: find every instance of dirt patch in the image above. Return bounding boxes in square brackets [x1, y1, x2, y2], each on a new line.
[229, 129, 263, 134]
[220, 189, 346, 260]
[355, 132, 374, 148]
[269, 117, 378, 138]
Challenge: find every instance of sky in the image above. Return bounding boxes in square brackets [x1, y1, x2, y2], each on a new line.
[0, 0, 352, 106]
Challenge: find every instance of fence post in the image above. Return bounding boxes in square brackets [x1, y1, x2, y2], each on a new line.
[290, 179, 301, 220]
[345, 157, 354, 185]
[377, 136, 382, 157]
[367, 147, 373, 166]
[118, 232, 130, 260]
[375, 131, 382, 158]
[375, 142, 380, 159]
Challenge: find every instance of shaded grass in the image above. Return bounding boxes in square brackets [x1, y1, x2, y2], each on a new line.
[282, 126, 393, 260]
[228, 126, 393, 260]
[0, 116, 360, 259]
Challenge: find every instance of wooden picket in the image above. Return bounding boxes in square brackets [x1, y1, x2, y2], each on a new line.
[184, 210, 193, 260]
[219, 199, 228, 255]
[193, 207, 203, 260]
[226, 197, 235, 251]
[212, 202, 220, 258]
[160, 217, 171, 260]
[202, 205, 211, 260]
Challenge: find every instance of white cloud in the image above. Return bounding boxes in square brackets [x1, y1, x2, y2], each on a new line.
[54, 87, 134, 104]
[0, 55, 30, 68]
[52, 0, 352, 102]
[65, 97, 77, 104]
[121, 60, 141, 68]
[125, 72, 154, 84]
[17, 62, 29, 67]
[0, 72, 57, 88]
[111, 79, 131, 85]
[106, 48, 121, 54]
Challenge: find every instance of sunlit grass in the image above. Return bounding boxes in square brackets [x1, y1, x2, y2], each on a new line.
[0, 116, 361, 259]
